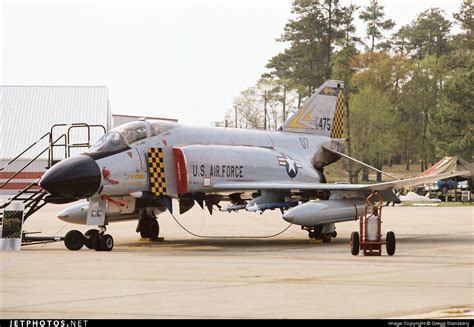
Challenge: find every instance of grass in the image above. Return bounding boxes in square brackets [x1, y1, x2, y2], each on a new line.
[399, 201, 473, 207]
[324, 161, 424, 183]
[435, 201, 473, 207]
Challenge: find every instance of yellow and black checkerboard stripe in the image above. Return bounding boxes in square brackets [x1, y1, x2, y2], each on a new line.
[330, 91, 344, 138]
[148, 147, 167, 196]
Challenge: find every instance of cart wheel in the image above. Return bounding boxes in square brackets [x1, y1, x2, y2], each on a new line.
[64, 230, 84, 251]
[386, 231, 396, 256]
[350, 231, 359, 256]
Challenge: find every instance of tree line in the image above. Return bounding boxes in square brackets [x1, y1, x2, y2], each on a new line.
[224, 0, 473, 182]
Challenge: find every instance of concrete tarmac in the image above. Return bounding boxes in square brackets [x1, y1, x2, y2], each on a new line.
[0, 203, 473, 319]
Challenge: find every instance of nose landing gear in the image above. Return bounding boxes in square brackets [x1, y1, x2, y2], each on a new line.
[63, 226, 114, 251]
[84, 229, 99, 249]
[92, 226, 114, 251]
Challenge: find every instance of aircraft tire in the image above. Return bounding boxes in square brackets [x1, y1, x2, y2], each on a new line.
[386, 231, 396, 256]
[322, 233, 332, 243]
[100, 234, 114, 251]
[140, 215, 159, 240]
[149, 219, 159, 240]
[314, 226, 323, 240]
[308, 231, 315, 239]
[350, 231, 360, 255]
[93, 235, 102, 251]
[331, 231, 337, 238]
[84, 229, 99, 249]
[64, 230, 84, 251]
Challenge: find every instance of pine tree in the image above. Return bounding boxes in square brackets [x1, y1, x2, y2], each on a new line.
[359, 0, 395, 52]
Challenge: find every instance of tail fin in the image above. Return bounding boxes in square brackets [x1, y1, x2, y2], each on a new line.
[281, 80, 344, 138]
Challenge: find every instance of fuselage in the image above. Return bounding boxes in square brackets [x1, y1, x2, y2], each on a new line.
[41, 120, 341, 201]
[41, 120, 344, 225]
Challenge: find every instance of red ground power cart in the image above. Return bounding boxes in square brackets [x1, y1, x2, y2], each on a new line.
[350, 191, 396, 256]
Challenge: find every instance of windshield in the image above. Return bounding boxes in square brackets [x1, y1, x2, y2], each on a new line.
[88, 131, 128, 153]
[88, 121, 151, 154]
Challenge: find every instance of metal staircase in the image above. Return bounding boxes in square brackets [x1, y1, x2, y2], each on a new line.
[0, 123, 106, 226]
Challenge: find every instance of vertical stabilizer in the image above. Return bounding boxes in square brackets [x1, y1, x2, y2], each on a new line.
[281, 80, 344, 138]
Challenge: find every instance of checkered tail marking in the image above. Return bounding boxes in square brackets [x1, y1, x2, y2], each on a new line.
[330, 91, 344, 138]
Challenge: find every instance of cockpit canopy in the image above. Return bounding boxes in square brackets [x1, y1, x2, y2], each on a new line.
[88, 120, 178, 154]
[88, 131, 128, 153]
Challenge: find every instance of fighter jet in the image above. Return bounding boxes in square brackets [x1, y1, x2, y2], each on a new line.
[39, 80, 467, 251]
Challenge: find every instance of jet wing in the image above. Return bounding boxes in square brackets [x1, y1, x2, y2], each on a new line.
[213, 181, 363, 192]
[212, 171, 470, 192]
[362, 171, 470, 190]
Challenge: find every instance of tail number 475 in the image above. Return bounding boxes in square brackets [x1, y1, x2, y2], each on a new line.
[315, 117, 331, 131]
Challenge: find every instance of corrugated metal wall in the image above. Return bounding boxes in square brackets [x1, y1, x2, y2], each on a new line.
[0, 86, 110, 160]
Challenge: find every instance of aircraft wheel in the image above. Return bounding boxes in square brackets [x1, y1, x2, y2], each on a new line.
[149, 219, 159, 240]
[140, 215, 159, 240]
[93, 235, 102, 251]
[313, 226, 323, 240]
[314, 226, 323, 234]
[322, 233, 332, 243]
[84, 229, 99, 249]
[331, 231, 337, 238]
[64, 230, 84, 251]
[308, 231, 315, 239]
[386, 231, 396, 256]
[100, 234, 114, 251]
[350, 231, 360, 256]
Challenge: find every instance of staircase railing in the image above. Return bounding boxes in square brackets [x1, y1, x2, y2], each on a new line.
[0, 123, 106, 222]
[0, 134, 65, 189]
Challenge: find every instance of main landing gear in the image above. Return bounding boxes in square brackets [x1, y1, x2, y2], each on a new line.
[304, 225, 337, 243]
[137, 214, 160, 240]
[64, 226, 114, 251]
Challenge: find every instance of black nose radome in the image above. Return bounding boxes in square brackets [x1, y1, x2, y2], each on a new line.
[40, 155, 101, 199]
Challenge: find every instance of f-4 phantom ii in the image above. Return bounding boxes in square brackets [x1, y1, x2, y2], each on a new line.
[39, 80, 467, 251]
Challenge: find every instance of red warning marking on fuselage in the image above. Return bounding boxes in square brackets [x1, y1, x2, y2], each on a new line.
[102, 167, 119, 185]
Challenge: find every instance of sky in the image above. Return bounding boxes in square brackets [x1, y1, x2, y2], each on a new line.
[1, 0, 462, 126]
